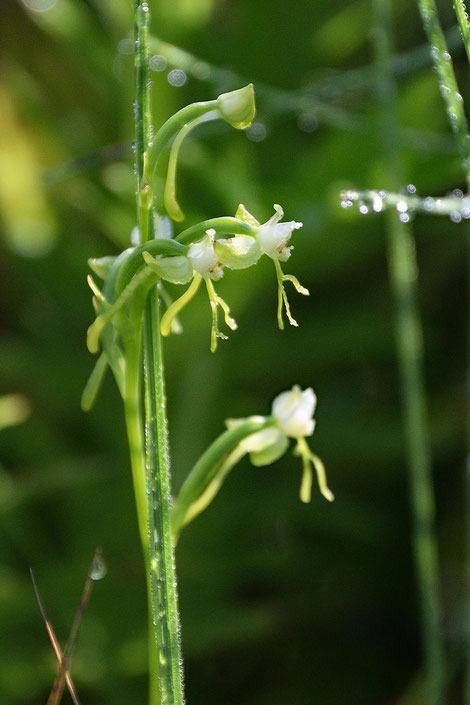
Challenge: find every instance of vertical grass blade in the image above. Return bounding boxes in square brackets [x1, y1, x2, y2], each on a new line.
[374, 1, 445, 702]
[417, 0, 470, 174]
[453, 4, 470, 702]
[454, 0, 470, 66]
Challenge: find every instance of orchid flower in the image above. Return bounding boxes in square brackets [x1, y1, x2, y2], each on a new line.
[172, 385, 332, 540]
[228, 385, 333, 504]
[235, 204, 309, 328]
[160, 229, 237, 352]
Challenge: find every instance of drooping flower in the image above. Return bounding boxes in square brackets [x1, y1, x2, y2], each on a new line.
[161, 229, 237, 352]
[235, 204, 310, 328]
[187, 230, 223, 280]
[255, 203, 302, 261]
[226, 386, 332, 503]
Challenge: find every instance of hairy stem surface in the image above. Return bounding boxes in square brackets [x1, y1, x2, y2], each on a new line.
[134, 2, 185, 705]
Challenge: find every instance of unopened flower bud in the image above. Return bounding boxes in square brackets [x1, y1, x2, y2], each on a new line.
[217, 84, 256, 130]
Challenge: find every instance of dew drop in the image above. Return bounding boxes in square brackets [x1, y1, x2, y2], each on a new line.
[372, 193, 384, 212]
[450, 210, 462, 223]
[150, 54, 167, 72]
[297, 113, 318, 133]
[167, 69, 187, 87]
[396, 200, 408, 213]
[191, 61, 211, 80]
[406, 184, 417, 194]
[246, 122, 267, 142]
[118, 38, 134, 55]
[90, 555, 107, 581]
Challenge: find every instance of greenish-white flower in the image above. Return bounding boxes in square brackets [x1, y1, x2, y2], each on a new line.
[227, 386, 332, 503]
[187, 229, 224, 280]
[234, 203, 308, 329]
[256, 204, 303, 261]
[272, 385, 316, 438]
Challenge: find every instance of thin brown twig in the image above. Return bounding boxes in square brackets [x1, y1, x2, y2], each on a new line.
[46, 547, 103, 705]
[31, 547, 104, 705]
[30, 568, 80, 705]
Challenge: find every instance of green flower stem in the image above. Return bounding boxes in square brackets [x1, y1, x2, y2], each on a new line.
[143, 294, 184, 705]
[123, 348, 161, 705]
[171, 417, 276, 541]
[375, 1, 445, 703]
[141, 100, 217, 189]
[134, 3, 185, 705]
[175, 217, 257, 245]
[134, 1, 152, 194]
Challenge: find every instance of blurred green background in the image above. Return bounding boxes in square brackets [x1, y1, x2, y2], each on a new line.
[0, 0, 468, 703]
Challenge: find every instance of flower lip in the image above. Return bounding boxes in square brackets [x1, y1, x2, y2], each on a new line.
[272, 385, 316, 438]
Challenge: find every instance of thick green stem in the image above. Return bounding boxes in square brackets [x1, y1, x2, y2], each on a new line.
[134, 3, 185, 705]
[374, 1, 445, 702]
[143, 295, 185, 705]
[123, 341, 161, 705]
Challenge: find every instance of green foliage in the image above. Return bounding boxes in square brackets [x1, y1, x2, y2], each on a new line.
[1, 0, 469, 704]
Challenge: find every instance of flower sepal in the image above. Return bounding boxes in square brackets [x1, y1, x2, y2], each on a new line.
[214, 235, 261, 270]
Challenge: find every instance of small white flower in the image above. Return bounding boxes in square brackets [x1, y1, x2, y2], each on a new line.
[224, 387, 332, 503]
[272, 385, 316, 438]
[235, 203, 308, 329]
[187, 230, 223, 280]
[256, 204, 302, 261]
